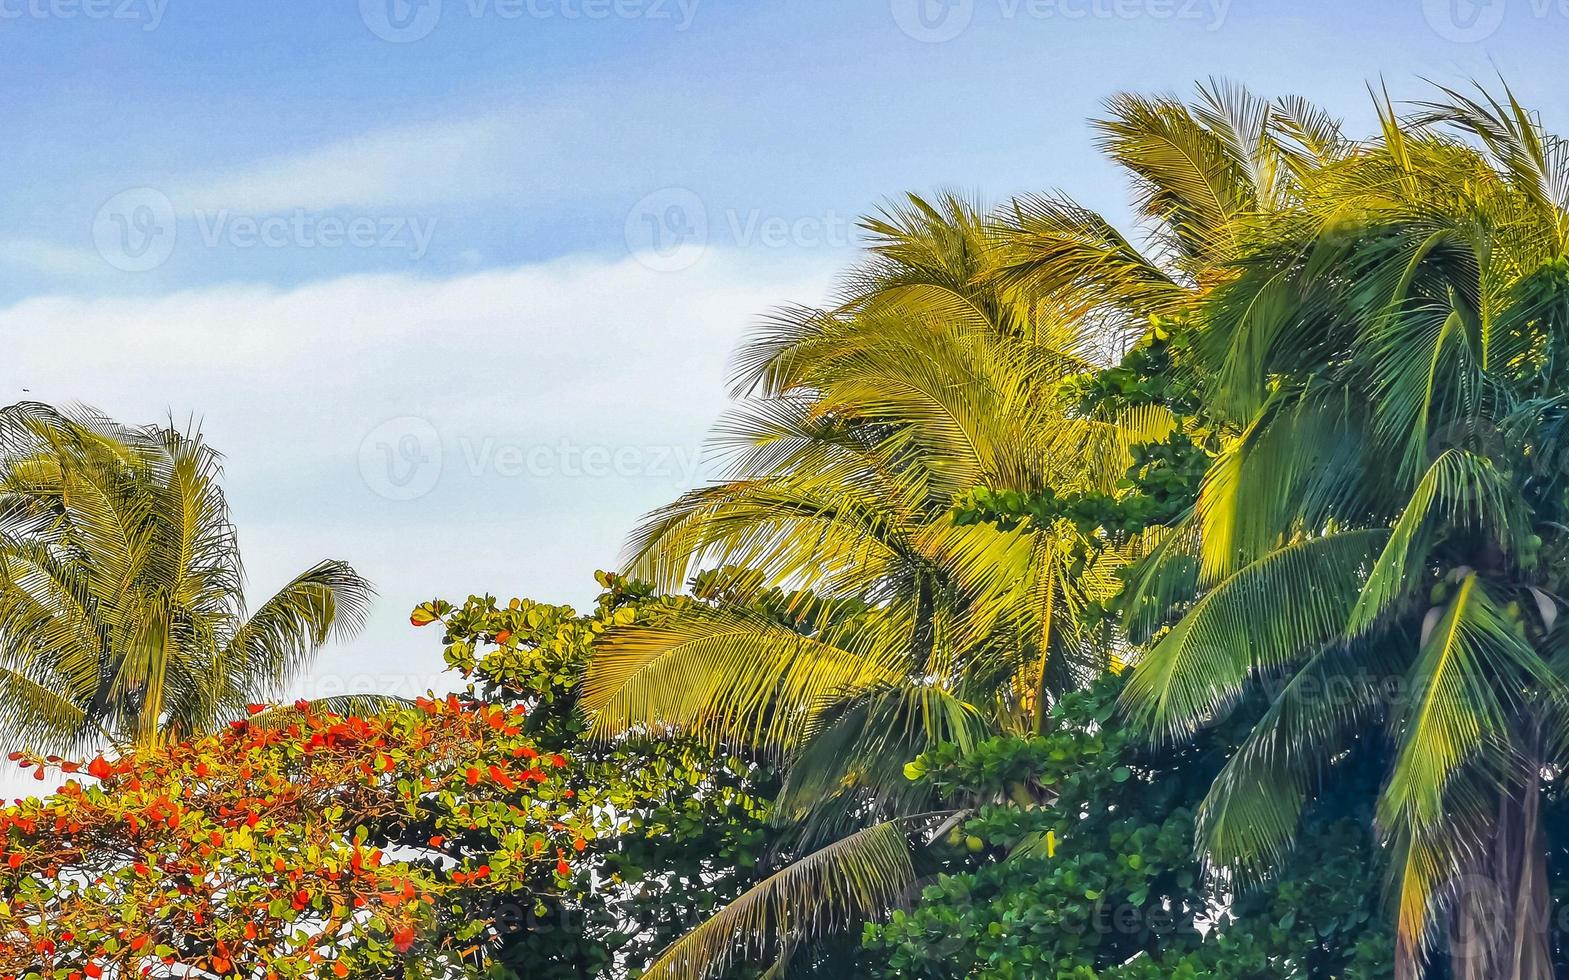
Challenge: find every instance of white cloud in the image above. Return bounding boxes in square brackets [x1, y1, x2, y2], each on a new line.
[0, 247, 839, 704]
[174, 113, 536, 213]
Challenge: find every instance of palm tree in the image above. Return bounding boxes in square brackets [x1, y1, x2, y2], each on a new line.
[0, 402, 372, 752]
[1120, 82, 1569, 978]
[582, 80, 1340, 979]
[580, 195, 1130, 979]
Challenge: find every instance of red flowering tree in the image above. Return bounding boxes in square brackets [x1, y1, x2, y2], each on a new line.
[0, 697, 586, 980]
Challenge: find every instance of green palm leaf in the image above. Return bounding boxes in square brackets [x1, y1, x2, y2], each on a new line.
[640, 817, 929, 980]
[1121, 528, 1386, 741]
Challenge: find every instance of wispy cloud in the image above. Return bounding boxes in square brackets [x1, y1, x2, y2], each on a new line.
[174, 113, 541, 213]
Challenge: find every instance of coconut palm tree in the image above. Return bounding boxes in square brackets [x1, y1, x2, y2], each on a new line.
[583, 80, 1342, 979]
[0, 402, 372, 752]
[579, 195, 1134, 979]
[1120, 82, 1569, 978]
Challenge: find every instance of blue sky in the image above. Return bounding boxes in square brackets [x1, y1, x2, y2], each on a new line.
[1, 0, 1563, 702]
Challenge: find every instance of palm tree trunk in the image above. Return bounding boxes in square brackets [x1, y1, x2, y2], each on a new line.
[135, 614, 172, 750]
[1032, 555, 1056, 737]
[912, 574, 936, 669]
[1450, 734, 1554, 980]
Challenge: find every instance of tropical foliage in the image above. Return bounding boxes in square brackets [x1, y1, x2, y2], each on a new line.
[579, 77, 1569, 980]
[1116, 83, 1569, 977]
[578, 78, 1350, 977]
[0, 695, 584, 980]
[865, 677, 1394, 979]
[0, 402, 372, 752]
[16, 74, 1569, 980]
[411, 574, 784, 978]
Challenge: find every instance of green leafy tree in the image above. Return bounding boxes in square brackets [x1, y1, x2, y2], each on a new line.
[865, 677, 1394, 979]
[0, 403, 371, 751]
[409, 572, 783, 978]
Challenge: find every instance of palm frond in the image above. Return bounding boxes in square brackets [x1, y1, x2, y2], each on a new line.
[1349, 449, 1530, 633]
[1197, 642, 1391, 874]
[640, 817, 930, 980]
[1121, 529, 1386, 741]
[582, 607, 907, 753]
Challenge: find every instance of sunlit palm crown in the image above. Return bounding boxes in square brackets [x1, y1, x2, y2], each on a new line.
[0, 402, 371, 752]
[583, 80, 1367, 979]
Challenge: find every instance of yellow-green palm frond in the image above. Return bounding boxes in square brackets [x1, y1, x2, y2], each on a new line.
[1121, 528, 1387, 742]
[582, 606, 909, 753]
[987, 192, 1187, 338]
[774, 683, 983, 842]
[1378, 574, 1554, 832]
[1190, 382, 1379, 581]
[1191, 77, 1292, 213]
[1349, 449, 1531, 635]
[1095, 89, 1259, 267]
[640, 817, 931, 980]
[214, 559, 373, 721]
[0, 666, 100, 753]
[1269, 92, 1349, 177]
[1376, 575, 1556, 965]
[624, 475, 918, 599]
[1414, 78, 1569, 249]
[849, 193, 1024, 334]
